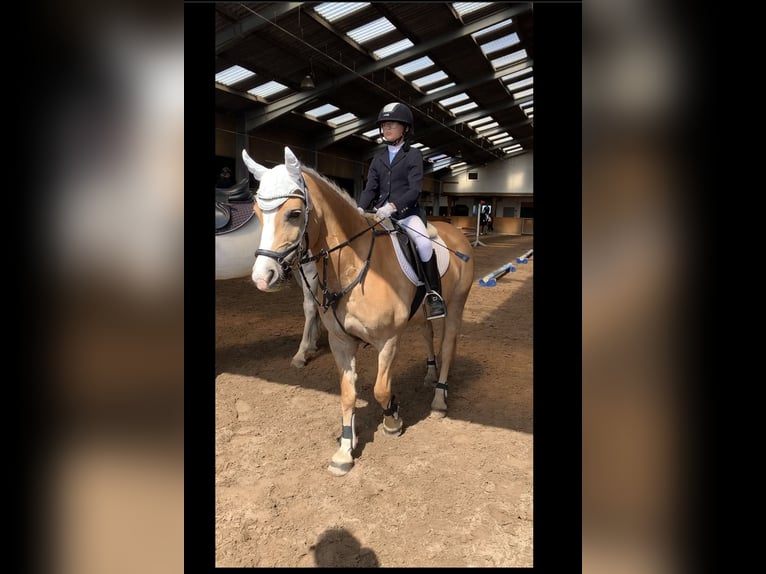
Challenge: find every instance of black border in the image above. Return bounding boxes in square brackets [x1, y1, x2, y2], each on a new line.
[185, 2, 217, 570]
[532, 2, 583, 569]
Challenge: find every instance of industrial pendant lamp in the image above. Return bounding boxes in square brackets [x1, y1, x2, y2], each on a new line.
[300, 74, 316, 90]
[300, 59, 316, 90]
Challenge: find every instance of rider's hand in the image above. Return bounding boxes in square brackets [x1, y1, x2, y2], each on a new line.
[375, 203, 396, 219]
[357, 206, 365, 215]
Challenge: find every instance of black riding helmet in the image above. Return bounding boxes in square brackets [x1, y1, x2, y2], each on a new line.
[377, 102, 414, 138]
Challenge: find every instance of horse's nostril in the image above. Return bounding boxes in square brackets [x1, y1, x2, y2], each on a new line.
[266, 269, 275, 285]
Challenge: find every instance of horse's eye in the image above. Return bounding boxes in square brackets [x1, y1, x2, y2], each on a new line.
[287, 210, 302, 221]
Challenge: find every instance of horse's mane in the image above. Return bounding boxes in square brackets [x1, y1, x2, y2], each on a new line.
[301, 167, 358, 210]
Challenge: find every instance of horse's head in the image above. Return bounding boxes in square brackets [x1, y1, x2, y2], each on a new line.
[243, 146, 309, 291]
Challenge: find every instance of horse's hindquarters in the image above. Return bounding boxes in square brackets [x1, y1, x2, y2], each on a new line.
[215, 218, 261, 280]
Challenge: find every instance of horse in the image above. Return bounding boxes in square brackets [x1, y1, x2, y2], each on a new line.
[243, 146, 474, 476]
[216, 195, 322, 368]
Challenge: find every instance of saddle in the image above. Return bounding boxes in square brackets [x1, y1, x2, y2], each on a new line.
[373, 217, 450, 320]
[215, 177, 256, 234]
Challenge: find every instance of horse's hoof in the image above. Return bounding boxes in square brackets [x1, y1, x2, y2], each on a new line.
[382, 417, 403, 436]
[327, 460, 353, 476]
[291, 357, 307, 368]
[429, 408, 447, 419]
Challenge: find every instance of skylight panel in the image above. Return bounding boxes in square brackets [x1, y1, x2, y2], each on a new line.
[504, 144, 522, 153]
[215, 65, 256, 86]
[362, 128, 380, 138]
[395, 56, 434, 76]
[450, 161, 467, 169]
[247, 81, 290, 99]
[426, 82, 456, 94]
[502, 66, 532, 81]
[479, 33, 520, 56]
[313, 2, 369, 22]
[472, 19, 513, 38]
[327, 112, 358, 126]
[453, 3, 491, 17]
[467, 117, 493, 128]
[488, 132, 511, 141]
[475, 121, 499, 132]
[490, 49, 527, 69]
[439, 93, 469, 107]
[431, 158, 454, 170]
[519, 100, 533, 109]
[450, 102, 479, 114]
[346, 17, 395, 44]
[492, 136, 514, 145]
[373, 38, 414, 59]
[507, 77, 533, 92]
[412, 71, 449, 89]
[305, 103, 340, 118]
[514, 88, 534, 99]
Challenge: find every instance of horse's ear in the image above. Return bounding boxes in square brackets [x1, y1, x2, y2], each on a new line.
[284, 147, 302, 180]
[242, 149, 269, 181]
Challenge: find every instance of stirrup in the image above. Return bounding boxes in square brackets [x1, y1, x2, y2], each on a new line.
[424, 291, 446, 320]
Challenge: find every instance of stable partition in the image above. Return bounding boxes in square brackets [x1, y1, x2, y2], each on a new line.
[428, 216, 527, 235]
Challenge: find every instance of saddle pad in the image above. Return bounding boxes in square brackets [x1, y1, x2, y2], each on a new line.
[377, 220, 450, 286]
[216, 200, 255, 235]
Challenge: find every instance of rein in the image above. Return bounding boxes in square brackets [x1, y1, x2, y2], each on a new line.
[299, 220, 379, 313]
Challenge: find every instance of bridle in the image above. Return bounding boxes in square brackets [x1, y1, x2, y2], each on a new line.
[253, 174, 312, 273]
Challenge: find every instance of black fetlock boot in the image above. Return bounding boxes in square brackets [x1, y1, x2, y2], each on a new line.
[422, 252, 446, 320]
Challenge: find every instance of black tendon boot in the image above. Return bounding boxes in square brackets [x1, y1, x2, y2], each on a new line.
[422, 252, 446, 320]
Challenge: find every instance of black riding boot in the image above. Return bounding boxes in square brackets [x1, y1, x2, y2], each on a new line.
[422, 252, 446, 320]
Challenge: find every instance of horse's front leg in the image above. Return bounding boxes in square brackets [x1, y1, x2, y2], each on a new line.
[429, 306, 466, 418]
[327, 331, 360, 476]
[291, 264, 321, 368]
[373, 337, 403, 436]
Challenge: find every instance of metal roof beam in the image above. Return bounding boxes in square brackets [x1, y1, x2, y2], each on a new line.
[312, 114, 378, 149]
[244, 4, 532, 132]
[216, 3, 304, 55]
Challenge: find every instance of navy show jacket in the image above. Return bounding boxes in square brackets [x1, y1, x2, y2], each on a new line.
[357, 144, 424, 219]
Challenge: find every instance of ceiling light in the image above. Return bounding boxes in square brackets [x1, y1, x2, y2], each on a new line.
[300, 74, 316, 90]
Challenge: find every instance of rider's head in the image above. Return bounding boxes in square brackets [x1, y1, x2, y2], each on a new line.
[376, 102, 414, 145]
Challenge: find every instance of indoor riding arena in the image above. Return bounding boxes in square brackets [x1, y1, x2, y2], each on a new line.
[215, 233, 533, 567]
[214, 2, 535, 567]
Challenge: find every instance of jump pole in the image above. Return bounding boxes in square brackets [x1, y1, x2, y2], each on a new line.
[478, 262, 516, 287]
[516, 249, 533, 264]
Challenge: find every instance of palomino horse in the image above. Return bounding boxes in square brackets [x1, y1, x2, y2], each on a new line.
[243, 147, 474, 475]
[216, 194, 322, 368]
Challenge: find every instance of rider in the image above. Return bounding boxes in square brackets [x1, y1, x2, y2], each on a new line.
[356, 102, 446, 320]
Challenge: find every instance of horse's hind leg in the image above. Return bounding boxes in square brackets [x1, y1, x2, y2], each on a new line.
[421, 320, 438, 386]
[327, 332, 360, 476]
[291, 264, 321, 368]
